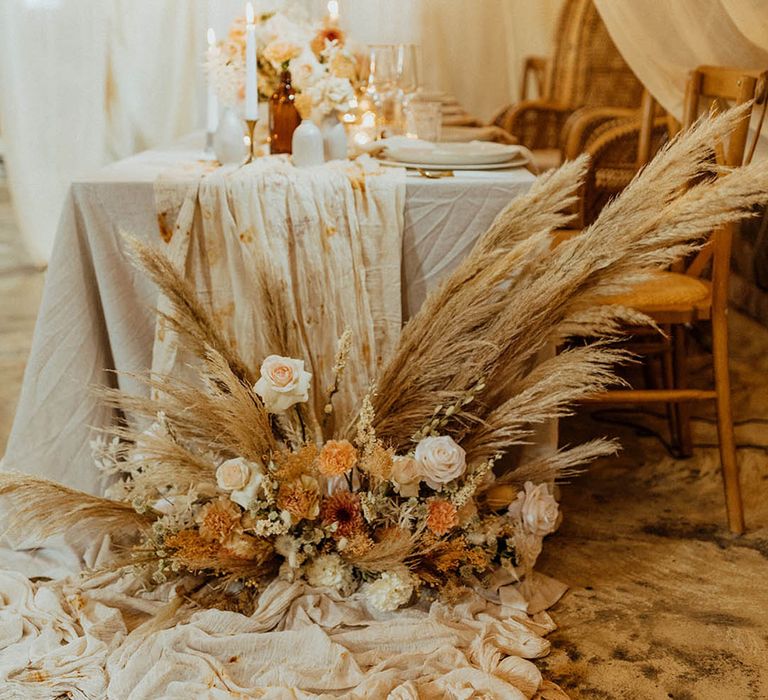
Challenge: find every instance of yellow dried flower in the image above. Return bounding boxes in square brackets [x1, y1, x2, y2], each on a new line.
[426, 499, 459, 536]
[274, 444, 319, 481]
[317, 440, 357, 476]
[359, 444, 393, 480]
[344, 531, 374, 558]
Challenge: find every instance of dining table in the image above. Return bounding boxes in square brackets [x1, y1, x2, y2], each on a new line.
[2, 132, 541, 495]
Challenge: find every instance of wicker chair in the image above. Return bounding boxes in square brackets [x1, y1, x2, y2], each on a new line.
[495, 0, 644, 171]
[571, 91, 671, 227]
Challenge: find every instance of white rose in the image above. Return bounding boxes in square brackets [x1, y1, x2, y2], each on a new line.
[391, 456, 420, 497]
[364, 570, 414, 612]
[254, 355, 312, 413]
[508, 481, 559, 537]
[414, 436, 466, 490]
[216, 457, 266, 509]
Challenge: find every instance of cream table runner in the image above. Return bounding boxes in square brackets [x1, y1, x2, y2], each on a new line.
[151, 156, 404, 427]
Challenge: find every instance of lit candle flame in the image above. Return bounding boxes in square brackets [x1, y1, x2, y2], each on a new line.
[246, 2, 254, 25]
[327, 0, 339, 22]
[207, 27, 216, 47]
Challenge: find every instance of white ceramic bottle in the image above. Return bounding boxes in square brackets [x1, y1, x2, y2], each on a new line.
[213, 106, 247, 164]
[323, 115, 348, 161]
[292, 119, 324, 167]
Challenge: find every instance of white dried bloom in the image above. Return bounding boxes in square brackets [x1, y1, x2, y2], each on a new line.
[275, 534, 304, 569]
[304, 554, 354, 593]
[364, 570, 414, 612]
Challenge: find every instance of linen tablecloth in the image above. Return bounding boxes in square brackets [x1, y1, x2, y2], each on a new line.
[3, 136, 535, 494]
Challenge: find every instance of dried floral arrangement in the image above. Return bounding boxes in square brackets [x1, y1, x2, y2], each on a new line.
[206, 6, 359, 114]
[2, 108, 767, 615]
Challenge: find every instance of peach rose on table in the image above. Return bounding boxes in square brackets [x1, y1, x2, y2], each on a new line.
[254, 355, 312, 413]
[414, 435, 466, 490]
[263, 40, 302, 68]
[508, 481, 560, 537]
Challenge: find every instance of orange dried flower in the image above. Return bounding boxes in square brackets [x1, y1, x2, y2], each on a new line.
[321, 491, 364, 538]
[311, 26, 345, 56]
[197, 497, 242, 543]
[427, 499, 459, 536]
[317, 440, 357, 477]
[277, 475, 320, 521]
[344, 531, 374, 557]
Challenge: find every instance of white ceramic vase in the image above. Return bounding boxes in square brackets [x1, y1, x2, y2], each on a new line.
[213, 106, 247, 164]
[322, 114, 348, 161]
[292, 119, 324, 167]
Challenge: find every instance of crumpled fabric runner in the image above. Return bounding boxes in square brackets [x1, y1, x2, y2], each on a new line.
[152, 155, 405, 428]
[0, 541, 568, 699]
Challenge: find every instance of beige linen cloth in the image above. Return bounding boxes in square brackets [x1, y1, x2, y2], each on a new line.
[0, 557, 567, 699]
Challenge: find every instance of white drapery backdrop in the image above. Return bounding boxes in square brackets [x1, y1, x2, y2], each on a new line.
[0, 0, 560, 264]
[594, 0, 768, 123]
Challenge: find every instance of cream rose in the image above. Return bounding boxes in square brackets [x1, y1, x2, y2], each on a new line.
[508, 481, 560, 537]
[414, 435, 466, 490]
[216, 457, 266, 509]
[254, 355, 312, 413]
[391, 455, 420, 497]
[216, 457, 252, 491]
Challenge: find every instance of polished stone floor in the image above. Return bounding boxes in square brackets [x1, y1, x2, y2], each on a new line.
[1, 180, 766, 698]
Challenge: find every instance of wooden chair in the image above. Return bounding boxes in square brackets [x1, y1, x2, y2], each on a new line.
[494, 0, 644, 171]
[590, 66, 768, 534]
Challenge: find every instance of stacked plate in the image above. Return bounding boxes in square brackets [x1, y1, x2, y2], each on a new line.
[378, 141, 529, 171]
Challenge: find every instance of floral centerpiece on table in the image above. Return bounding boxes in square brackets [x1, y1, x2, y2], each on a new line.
[206, 5, 359, 118]
[2, 109, 766, 615]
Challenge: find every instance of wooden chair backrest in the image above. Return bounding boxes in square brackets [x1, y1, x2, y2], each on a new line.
[680, 66, 768, 313]
[547, 0, 643, 110]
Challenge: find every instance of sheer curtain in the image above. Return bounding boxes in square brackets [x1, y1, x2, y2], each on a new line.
[0, 0, 207, 264]
[594, 0, 768, 123]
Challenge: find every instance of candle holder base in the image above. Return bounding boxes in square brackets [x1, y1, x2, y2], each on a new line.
[243, 119, 259, 165]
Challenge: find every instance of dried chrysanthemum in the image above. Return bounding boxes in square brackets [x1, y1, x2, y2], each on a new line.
[277, 475, 320, 521]
[197, 497, 242, 543]
[317, 440, 357, 477]
[273, 444, 319, 481]
[321, 491, 364, 538]
[426, 499, 459, 536]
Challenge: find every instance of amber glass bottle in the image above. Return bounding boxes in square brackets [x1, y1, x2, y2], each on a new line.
[269, 70, 301, 154]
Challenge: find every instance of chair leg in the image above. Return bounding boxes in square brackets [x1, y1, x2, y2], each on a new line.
[659, 330, 681, 454]
[711, 314, 744, 534]
[672, 325, 693, 458]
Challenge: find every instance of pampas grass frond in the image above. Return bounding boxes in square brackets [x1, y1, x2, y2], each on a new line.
[126, 236, 255, 385]
[345, 527, 416, 573]
[372, 106, 768, 458]
[0, 472, 153, 545]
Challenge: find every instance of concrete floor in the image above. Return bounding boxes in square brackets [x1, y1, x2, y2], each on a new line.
[1, 179, 767, 698]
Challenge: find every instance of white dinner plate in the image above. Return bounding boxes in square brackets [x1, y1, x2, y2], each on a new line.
[377, 153, 529, 171]
[384, 141, 524, 166]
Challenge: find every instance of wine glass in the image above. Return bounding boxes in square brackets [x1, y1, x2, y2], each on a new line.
[366, 45, 402, 135]
[396, 44, 420, 98]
